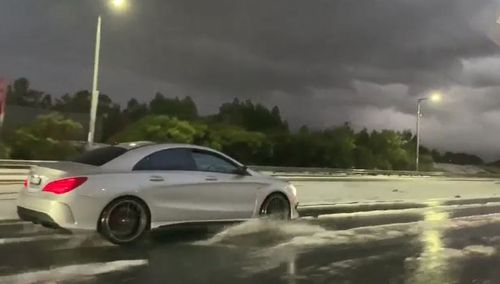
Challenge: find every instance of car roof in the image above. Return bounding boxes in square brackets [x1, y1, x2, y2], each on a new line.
[117, 142, 218, 152]
[102, 142, 244, 171]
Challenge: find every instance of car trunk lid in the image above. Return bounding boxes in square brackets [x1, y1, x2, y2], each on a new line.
[26, 162, 101, 192]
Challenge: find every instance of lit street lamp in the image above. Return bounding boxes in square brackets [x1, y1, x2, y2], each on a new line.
[87, 0, 127, 146]
[416, 92, 442, 171]
[112, 0, 126, 7]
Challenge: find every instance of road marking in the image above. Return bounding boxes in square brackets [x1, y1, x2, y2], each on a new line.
[306, 201, 500, 221]
[0, 259, 148, 284]
[0, 235, 70, 245]
[298, 196, 500, 216]
[0, 221, 30, 227]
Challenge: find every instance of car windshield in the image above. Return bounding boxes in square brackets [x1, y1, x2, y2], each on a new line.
[71, 146, 127, 166]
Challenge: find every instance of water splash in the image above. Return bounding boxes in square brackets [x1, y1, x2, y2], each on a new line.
[195, 219, 326, 248]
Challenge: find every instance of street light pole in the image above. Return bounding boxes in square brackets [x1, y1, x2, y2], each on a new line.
[416, 98, 425, 171]
[415, 92, 442, 171]
[87, 15, 102, 146]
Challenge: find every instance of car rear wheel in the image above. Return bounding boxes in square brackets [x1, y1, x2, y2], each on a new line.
[98, 197, 150, 245]
[259, 193, 291, 220]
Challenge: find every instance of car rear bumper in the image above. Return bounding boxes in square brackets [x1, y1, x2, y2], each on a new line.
[17, 206, 60, 228]
[17, 191, 76, 227]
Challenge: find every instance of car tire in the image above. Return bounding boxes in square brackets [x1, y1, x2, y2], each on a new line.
[259, 193, 291, 220]
[98, 197, 150, 245]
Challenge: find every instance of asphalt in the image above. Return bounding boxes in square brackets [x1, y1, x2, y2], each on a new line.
[2, 199, 500, 284]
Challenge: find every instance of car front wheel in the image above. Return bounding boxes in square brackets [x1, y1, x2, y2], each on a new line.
[98, 197, 150, 245]
[259, 193, 291, 220]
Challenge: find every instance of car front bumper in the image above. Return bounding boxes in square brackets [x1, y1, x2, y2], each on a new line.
[291, 201, 300, 219]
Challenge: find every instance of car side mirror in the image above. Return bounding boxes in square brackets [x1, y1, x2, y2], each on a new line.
[234, 165, 248, 175]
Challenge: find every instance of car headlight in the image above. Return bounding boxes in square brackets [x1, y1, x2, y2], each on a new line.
[287, 183, 297, 196]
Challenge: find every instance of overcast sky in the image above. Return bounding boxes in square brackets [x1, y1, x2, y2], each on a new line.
[2, 0, 500, 159]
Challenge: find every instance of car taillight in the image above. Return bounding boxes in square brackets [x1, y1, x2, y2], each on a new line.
[42, 177, 88, 194]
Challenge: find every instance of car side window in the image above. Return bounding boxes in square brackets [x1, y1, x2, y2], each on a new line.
[133, 149, 196, 171]
[191, 150, 239, 174]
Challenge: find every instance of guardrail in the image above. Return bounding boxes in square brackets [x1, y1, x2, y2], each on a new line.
[0, 159, 58, 169]
[0, 172, 27, 184]
[251, 165, 445, 176]
[2, 159, 500, 182]
[0, 159, 441, 176]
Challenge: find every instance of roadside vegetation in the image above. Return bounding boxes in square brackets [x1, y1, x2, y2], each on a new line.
[1, 77, 485, 170]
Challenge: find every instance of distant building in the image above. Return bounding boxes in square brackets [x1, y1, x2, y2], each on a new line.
[3, 105, 102, 141]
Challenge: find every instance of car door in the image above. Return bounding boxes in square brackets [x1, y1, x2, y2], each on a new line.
[183, 149, 267, 221]
[132, 148, 208, 224]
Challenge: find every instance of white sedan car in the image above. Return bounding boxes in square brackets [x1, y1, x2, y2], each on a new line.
[17, 143, 299, 244]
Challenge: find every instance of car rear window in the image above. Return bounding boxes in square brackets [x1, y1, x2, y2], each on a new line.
[72, 146, 128, 166]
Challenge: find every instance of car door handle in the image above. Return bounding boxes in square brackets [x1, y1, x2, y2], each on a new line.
[205, 176, 218, 181]
[149, 176, 164, 182]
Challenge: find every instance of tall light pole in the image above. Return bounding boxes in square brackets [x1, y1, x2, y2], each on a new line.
[87, 0, 127, 146]
[416, 92, 442, 171]
[87, 15, 102, 146]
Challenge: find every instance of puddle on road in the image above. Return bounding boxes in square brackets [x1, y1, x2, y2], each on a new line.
[0, 259, 148, 284]
[192, 218, 420, 278]
[51, 232, 115, 250]
[4, 203, 500, 284]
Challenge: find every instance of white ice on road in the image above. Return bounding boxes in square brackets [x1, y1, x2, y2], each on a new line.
[0, 259, 148, 284]
[0, 235, 71, 245]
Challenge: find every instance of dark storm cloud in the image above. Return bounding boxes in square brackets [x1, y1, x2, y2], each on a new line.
[2, 0, 499, 98]
[2, 0, 500, 157]
[101, 0, 499, 96]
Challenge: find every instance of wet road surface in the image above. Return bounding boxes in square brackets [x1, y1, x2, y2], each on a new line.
[2, 198, 500, 283]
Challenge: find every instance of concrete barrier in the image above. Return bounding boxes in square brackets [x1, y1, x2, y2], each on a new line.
[292, 175, 500, 205]
[0, 184, 20, 221]
[2, 159, 500, 221]
[0, 169, 29, 184]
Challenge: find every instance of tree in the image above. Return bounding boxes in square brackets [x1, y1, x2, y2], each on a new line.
[40, 94, 53, 108]
[52, 91, 126, 141]
[322, 123, 356, 168]
[431, 149, 442, 162]
[216, 98, 288, 133]
[354, 146, 375, 169]
[6, 78, 50, 108]
[0, 143, 10, 159]
[5, 76, 478, 171]
[272, 124, 356, 168]
[111, 115, 203, 144]
[438, 152, 484, 165]
[299, 125, 310, 134]
[211, 126, 272, 164]
[149, 93, 198, 120]
[355, 128, 371, 148]
[8, 113, 84, 160]
[53, 90, 90, 112]
[369, 130, 413, 170]
[124, 98, 149, 122]
[101, 104, 127, 142]
[272, 131, 318, 167]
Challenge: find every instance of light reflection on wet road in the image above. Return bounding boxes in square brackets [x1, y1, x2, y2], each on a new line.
[2, 199, 500, 283]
